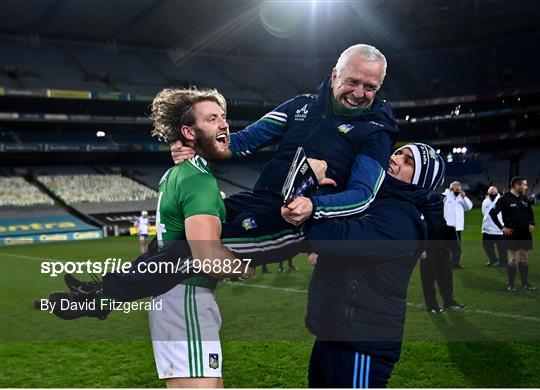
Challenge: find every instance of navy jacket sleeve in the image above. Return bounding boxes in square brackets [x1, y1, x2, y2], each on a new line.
[305, 204, 423, 263]
[229, 99, 293, 157]
[311, 131, 392, 219]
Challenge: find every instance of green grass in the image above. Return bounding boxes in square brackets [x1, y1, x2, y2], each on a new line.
[1, 207, 539, 387]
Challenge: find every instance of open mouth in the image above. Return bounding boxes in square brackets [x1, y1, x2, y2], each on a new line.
[343, 95, 362, 108]
[216, 131, 229, 147]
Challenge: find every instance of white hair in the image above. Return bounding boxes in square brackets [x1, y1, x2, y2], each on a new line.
[450, 181, 462, 189]
[335, 44, 387, 83]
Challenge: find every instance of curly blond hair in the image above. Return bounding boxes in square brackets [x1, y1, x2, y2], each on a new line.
[150, 87, 227, 143]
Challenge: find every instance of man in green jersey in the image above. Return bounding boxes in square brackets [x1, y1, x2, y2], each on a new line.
[149, 87, 255, 388]
[50, 87, 250, 387]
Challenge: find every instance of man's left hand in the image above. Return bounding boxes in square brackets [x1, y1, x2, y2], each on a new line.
[530, 224, 535, 234]
[281, 196, 313, 226]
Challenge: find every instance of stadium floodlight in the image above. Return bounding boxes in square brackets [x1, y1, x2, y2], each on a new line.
[96, 131, 106, 137]
[405, 115, 410, 121]
[452, 147, 457, 153]
[260, 1, 306, 38]
[462, 147, 467, 153]
[436, 149, 441, 154]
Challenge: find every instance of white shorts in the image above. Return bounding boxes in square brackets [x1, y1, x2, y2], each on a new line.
[149, 284, 222, 379]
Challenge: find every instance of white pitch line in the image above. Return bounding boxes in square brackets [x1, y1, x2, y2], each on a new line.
[224, 280, 307, 294]
[223, 281, 540, 323]
[0, 253, 67, 261]
[3, 252, 540, 323]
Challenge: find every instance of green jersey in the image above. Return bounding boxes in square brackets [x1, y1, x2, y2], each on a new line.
[156, 156, 226, 290]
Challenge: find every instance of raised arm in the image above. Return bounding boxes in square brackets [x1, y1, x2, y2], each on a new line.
[228, 99, 295, 156]
[311, 131, 392, 219]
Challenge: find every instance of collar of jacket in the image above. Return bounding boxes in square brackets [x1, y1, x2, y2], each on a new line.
[378, 175, 444, 238]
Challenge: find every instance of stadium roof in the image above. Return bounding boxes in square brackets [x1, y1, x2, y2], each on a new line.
[1, 0, 539, 58]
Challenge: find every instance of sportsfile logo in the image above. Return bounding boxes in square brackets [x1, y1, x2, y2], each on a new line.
[295, 104, 309, 121]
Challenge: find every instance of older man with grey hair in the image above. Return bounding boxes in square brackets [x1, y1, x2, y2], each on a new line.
[171, 43, 399, 234]
[443, 181, 473, 268]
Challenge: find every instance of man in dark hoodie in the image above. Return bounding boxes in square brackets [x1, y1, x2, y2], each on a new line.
[304, 143, 445, 388]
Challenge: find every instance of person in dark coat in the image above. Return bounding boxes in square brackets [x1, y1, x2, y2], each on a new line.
[303, 143, 445, 388]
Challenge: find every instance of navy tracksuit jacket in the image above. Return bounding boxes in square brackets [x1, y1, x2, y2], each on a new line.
[305, 176, 444, 388]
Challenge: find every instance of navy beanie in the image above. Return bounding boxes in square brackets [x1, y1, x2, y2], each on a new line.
[394, 143, 445, 191]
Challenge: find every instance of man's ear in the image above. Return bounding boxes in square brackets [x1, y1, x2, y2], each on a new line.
[180, 125, 196, 141]
[331, 68, 337, 86]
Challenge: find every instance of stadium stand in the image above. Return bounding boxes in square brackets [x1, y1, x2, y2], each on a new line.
[17, 131, 113, 145]
[520, 158, 540, 196]
[213, 162, 261, 190]
[123, 164, 168, 190]
[0, 175, 106, 246]
[70, 199, 157, 215]
[1, 39, 105, 91]
[482, 160, 511, 192]
[108, 130, 154, 145]
[31, 165, 98, 175]
[0, 176, 54, 206]
[124, 162, 261, 193]
[4, 33, 538, 102]
[36, 174, 158, 203]
[0, 130, 17, 144]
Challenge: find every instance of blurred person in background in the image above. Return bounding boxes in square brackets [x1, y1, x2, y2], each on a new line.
[442, 181, 473, 269]
[134, 210, 150, 254]
[420, 215, 467, 313]
[482, 186, 506, 267]
[489, 176, 536, 292]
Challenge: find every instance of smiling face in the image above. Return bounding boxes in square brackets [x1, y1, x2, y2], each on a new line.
[185, 100, 231, 161]
[388, 147, 415, 184]
[331, 54, 385, 110]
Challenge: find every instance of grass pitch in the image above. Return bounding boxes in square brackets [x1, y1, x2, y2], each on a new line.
[1, 207, 539, 387]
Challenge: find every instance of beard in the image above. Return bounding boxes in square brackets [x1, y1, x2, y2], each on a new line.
[193, 128, 231, 162]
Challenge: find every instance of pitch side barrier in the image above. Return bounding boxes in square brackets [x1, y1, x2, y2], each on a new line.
[0, 215, 103, 246]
